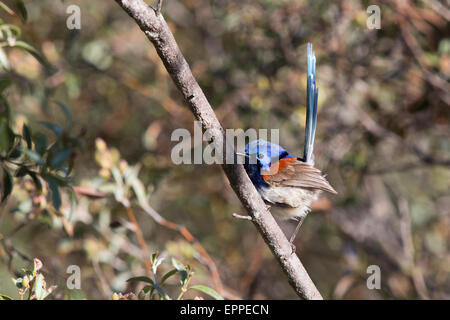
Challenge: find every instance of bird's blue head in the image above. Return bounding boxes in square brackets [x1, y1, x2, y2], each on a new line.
[244, 140, 289, 171]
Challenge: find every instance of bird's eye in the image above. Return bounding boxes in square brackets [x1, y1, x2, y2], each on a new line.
[257, 153, 265, 160]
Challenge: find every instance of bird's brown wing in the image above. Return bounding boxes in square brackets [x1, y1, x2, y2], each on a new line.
[262, 158, 337, 194]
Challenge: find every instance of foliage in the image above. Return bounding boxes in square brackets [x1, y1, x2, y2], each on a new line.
[10, 258, 56, 300]
[0, 1, 47, 69]
[115, 252, 223, 300]
[0, 1, 81, 227]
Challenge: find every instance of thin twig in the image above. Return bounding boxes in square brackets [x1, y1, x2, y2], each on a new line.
[240, 236, 264, 297]
[125, 206, 152, 275]
[92, 259, 112, 299]
[232, 213, 253, 221]
[397, 197, 430, 299]
[422, 0, 450, 21]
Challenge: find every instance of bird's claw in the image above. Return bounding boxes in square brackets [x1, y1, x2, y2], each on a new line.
[290, 242, 296, 255]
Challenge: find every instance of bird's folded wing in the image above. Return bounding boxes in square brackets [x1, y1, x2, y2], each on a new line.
[263, 158, 337, 194]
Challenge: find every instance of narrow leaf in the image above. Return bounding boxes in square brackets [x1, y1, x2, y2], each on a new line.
[33, 133, 47, 155]
[142, 285, 152, 294]
[0, 294, 13, 300]
[22, 124, 32, 149]
[0, 47, 10, 71]
[68, 187, 77, 220]
[22, 149, 45, 166]
[38, 121, 62, 137]
[45, 175, 61, 210]
[14, 0, 27, 22]
[8, 147, 21, 159]
[53, 101, 72, 122]
[15, 166, 27, 177]
[1, 167, 13, 203]
[171, 258, 188, 286]
[0, 78, 12, 94]
[153, 284, 170, 300]
[188, 285, 224, 300]
[50, 148, 73, 170]
[126, 276, 154, 285]
[160, 269, 177, 285]
[0, 118, 14, 153]
[13, 41, 49, 67]
[28, 171, 42, 192]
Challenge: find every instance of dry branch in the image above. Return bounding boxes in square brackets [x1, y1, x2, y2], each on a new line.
[114, 0, 322, 299]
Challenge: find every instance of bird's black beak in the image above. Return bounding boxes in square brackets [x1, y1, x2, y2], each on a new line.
[235, 152, 249, 158]
[236, 152, 250, 165]
[303, 43, 318, 164]
[236, 152, 259, 166]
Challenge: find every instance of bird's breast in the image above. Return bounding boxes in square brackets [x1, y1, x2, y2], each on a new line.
[258, 185, 320, 220]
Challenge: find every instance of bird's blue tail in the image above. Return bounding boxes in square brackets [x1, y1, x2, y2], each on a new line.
[303, 43, 318, 164]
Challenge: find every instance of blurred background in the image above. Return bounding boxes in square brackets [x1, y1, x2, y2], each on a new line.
[0, 0, 449, 299]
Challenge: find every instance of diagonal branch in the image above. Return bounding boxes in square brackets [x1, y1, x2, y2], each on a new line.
[113, 0, 322, 299]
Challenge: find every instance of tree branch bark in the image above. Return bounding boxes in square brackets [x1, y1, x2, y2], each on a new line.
[113, 0, 322, 300]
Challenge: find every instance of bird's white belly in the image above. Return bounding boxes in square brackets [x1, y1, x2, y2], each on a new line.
[259, 186, 320, 220]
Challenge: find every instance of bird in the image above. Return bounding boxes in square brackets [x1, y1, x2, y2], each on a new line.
[237, 43, 336, 247]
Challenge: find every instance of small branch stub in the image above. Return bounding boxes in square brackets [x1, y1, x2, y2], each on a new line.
[156, 0, 163, 14]
[232, 213, 253, 221]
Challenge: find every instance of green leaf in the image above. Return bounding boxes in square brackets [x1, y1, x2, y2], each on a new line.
[0, 47, 10, 71]
[38, 121, 63, 137]
[45, 175, 61, 210]
[50, 148, 73, 170]
[152, 255, 164, 275]
[153, 284, 170, 300]
[13, 41, 49, 67]
[0, 78, 12, 94]
[33, 133, 47, 155]
[14, 169, 42, 193]
[46, 174, 68, 187]
[142, 285, 152, 294]
[14, 0, 27, 22]
[150, 252, 158, 264]
[22, 124, 32, 149]
[160, 269, 177, 285]
[1, 167, 13, 204]
[66, 156, 74, 176]
[8, 147, 21, 159]
[15, 166, 27, 177]
[188, 285, 224, 300]
[0, 118, 14, 154]
[171, 258, 188, 286]
[27, 171, 42, 192]
[0, 293, 13, 300]
[53, 101, 72, 122]
[22, 149, 45, 166]
[126, 276, 154, 285]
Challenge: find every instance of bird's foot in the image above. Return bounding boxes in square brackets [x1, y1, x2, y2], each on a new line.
[290, 242, 297, 255]
[280, 243, 297, 262]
